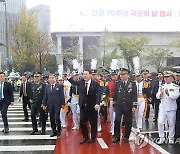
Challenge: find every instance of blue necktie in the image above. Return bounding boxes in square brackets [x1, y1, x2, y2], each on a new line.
[0, 83, 2, 100]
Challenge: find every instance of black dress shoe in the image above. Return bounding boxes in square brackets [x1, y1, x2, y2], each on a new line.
[88, 139, 96, 143]
[153, 119, 157, 122]
[112, 138, 120, 143]
[2, 128, 9, 133]
[50, 133, 57, 137]
[30, 129, 38, 135]
[22, 118, 29, 122]
[41, 130, 46, 135]
[57, 132, 61, 138]
[123, 138, 129, 143]
[80, 138, 88, 144]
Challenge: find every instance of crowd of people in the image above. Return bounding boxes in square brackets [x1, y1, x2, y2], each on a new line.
[0, 66, 179, 145]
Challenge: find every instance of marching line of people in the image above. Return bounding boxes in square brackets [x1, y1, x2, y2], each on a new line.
[0, 67, 179, 146]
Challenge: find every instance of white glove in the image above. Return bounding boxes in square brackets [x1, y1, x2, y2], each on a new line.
[100, 101, 104, 106]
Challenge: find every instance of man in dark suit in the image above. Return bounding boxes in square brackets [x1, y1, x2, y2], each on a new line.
[0, 71, 14, 133]
[152, 71, 164, 122]
[112, 68, 137, 143]
[19, 73, 32, 121]
[43, 74, 65, 137]
[67, 68, 101, 144]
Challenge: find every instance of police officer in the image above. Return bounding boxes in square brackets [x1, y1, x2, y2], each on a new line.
[156, 71, 179, 144]
[112, 68, 137, 143]
[30, 72, 46, 135]
[141, 69, 152, 121]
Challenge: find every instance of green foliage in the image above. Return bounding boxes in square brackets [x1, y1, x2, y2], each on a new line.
[45, 55, 58, 73]
[11, 8, 52, 74]
[146, 48, 173, 71]
[114, 33, 150, 70]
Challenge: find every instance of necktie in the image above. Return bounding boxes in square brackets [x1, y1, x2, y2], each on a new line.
[0, 82, 2, 100]
[23, 83, 27, 96]
[51, 84, 54, 92]
[85, 82, 88, 95]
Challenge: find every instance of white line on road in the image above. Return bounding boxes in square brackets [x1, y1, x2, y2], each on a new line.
[0, 121, 50, 125]
[97, 138, 108, 149]
[0, 135, 57, 140]
[0, 145, 55, 151]
[0, 127, 52, 131]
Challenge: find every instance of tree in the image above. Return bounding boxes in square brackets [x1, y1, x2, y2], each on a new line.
[45, 54, 58, 73]
[88, 29, 118, 68]
[11, 8, 52, 74]
[146, 48, 173, 71]
[114, 34, 150, 71]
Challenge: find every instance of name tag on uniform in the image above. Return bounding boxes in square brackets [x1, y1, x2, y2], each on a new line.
[56, 88, 59, 90]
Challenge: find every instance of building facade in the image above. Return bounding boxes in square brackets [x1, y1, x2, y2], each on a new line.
[0, 0, 26, 70]
[51, 31, 180, 74]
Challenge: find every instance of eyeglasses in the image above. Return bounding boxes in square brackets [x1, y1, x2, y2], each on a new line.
[34, 76, 40, 77]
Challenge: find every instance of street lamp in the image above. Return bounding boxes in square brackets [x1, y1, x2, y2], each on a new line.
[0, 0, 11, 73]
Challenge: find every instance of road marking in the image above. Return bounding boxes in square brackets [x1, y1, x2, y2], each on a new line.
[1, 127, 52, 131]
[0, 121, 50, 125]
[132, 127, 170, 154]
[0, 145, 55, 151]
[97, 138, 108, 149]
[7, 111, 30, 113]
[0, 135, 57, 140]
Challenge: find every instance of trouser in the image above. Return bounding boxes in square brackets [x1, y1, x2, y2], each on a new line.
[158, 109, 176, 138]
[22, 97, 31, 119]
[0, 101, 9, 128]
[31, 103, 46, 131]
[49, 106, 61, 134]
[80, 105, 97, 140]
[145, 104, 150, 119]
[135, 98, 145, 129]
[154, 100, 160, 119]
[109, 100, 115, 132]
[114, 108, 132, 139]
[70, 97, 80, 128]
[60, 110, 66, 126]
[100, 104, 107, 122]
[97, 108, 101, 128]
[175, 107, 180, 136]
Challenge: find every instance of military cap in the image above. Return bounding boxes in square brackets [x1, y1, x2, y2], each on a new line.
[73, 70, 79, 76]
[92, 69, 98, 75]
[33, 72, 41, 76]
[163, 71, 174, 77]
[141, 69, 149, 74]
[101, 68, 109, 74]
[135, 72, 142, 77]
[111, 70, 118, 75]
[120, 68, 130, 75]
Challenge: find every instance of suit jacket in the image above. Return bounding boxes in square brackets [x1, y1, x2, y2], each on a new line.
[19, 81, 32, 100]
[43, 83, 65, 111]
[2, 81, 14, 104]
[113, 80, 137, 111]
[68, 78, 101, 109]
[152, 79, 164, 102]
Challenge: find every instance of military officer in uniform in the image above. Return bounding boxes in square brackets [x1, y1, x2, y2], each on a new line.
[99, 69, 109, 123]
[30, 72, 46, 135]
[156, 71, 179, 144]
[173, 69, 180, 139]
[141, 69, 152, 121]
[112, 68, 137, 143]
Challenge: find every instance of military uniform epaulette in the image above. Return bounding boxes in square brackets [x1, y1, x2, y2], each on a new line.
[173, 83, 179, 87]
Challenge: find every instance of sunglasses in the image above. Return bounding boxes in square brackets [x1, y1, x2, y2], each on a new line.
[34, 76, 40, 77]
